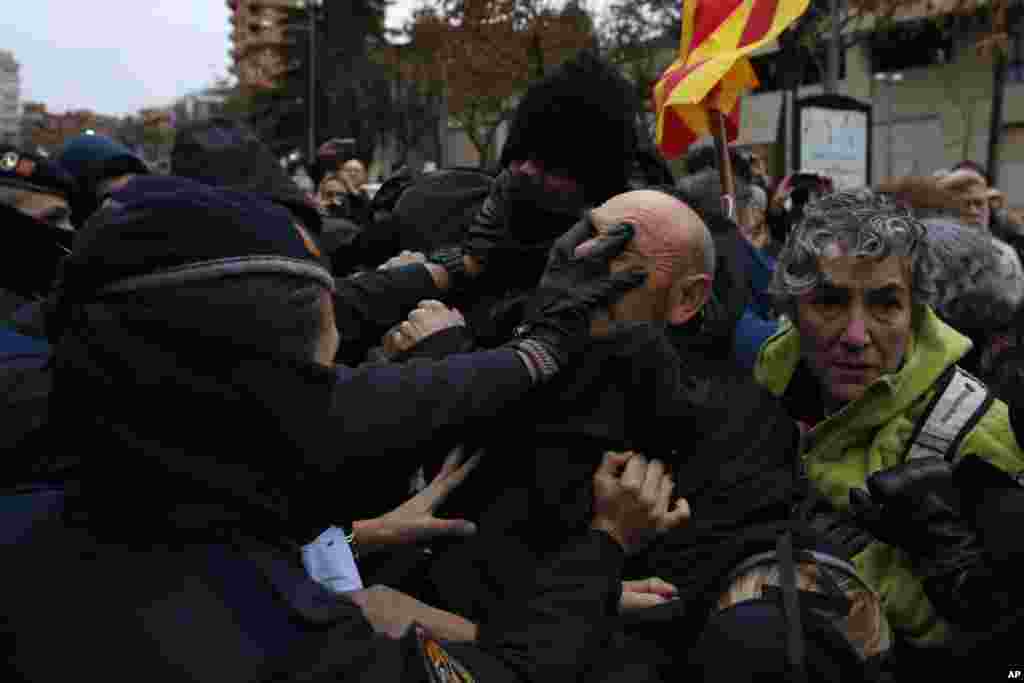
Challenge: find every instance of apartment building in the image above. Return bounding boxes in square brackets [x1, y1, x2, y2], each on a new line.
[0, 50, 21, 145]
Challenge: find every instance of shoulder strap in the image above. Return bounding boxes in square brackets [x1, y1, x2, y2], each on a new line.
[904, 365, 994, 464]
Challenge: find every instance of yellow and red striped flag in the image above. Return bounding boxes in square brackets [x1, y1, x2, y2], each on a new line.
[654, 0, 810, 159]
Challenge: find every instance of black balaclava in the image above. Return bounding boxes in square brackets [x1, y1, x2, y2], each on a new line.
[47, 176, 340, 547]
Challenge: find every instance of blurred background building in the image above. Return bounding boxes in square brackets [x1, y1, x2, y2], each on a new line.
[0, 50, 21, 145]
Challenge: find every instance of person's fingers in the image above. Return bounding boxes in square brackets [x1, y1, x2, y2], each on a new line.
[645, 577, 679, 597]
[428, 517, 478, 538]
[641, 458, 665, 503]
[624, 577, 679, 597]
[552, 219, 595, 263]
[578, 222, 635, 262]
[654, 473, 674, 518]
[574, 238, 599, 258]
[394, 334, 413, 352]
[439, 450, 484, 492]
[399, 321, 418, 338]
[621, 453, 648, 494]
[427, 447, 483, 508]
[418, 299, 447, 311]
[592, 269, 648, 308]
[595, 451, 633, 482]
[620, 591, 671, 612]
[435, 445, 466, 480]
[662, 497, 691, 529]
[408, 308, 431, 325]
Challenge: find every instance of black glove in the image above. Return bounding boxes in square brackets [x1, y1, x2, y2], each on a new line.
[462, 169, 587, 291]
[954, 454, 1024, 570]
[506, 220, 645, 382]
[807, 507, 875, 561]
[849, 459, 998, 627]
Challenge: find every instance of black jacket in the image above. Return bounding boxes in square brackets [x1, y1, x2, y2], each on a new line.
[426, 324, 803, 650]
[2, 488, 626, 683]
[332, 264, 446, 367]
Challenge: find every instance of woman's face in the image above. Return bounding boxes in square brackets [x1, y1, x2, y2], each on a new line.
[796, 254, 913, 409]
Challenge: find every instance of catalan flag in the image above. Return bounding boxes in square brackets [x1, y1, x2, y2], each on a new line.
[654, 0, 810, 159]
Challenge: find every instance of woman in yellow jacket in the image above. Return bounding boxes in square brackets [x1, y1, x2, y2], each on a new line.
[754, 189, 1024, 659]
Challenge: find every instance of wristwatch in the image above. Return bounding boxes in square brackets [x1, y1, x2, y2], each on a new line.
[427, 245, 471, 293]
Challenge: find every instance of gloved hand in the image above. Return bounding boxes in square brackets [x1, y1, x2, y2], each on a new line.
[807, 507, 875, 561]
[506, 220, 645, 382]
[849, 459, 995, 627]
[461, 168, 588, 290]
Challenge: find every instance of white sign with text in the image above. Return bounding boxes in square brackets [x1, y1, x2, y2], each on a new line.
[800, 106, 869, 191]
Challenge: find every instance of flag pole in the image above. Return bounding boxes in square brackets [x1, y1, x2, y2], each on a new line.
[710, 108, 737, 221]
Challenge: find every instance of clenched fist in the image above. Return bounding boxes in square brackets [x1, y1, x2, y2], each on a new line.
[378, 250, 428, 271]
[591, 451, 690, 555]
[382, 300, 466, 355]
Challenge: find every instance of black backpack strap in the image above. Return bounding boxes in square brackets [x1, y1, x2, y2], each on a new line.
[776, 531, 808, 683]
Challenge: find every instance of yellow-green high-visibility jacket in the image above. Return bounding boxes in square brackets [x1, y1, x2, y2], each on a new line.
[755, 305, 1024, 645]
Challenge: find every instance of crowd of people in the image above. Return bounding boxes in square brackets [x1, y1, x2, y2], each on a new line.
[2, 49, 1023, 682]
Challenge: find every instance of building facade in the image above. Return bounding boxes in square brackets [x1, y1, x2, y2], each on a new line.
[0, 50, 21, 146]
[227, 0, 298, 90]
[733, 14, 1024, 207]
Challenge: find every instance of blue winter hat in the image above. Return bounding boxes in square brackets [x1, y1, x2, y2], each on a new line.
[61, 175, 333, 300]
[57, 134, 149, 183]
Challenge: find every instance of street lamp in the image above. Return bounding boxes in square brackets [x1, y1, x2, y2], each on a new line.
[875, 72, 903, 180]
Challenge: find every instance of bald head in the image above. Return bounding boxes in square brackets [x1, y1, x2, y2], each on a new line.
[591, 189, 714, 282]
[588, 189, 715, 329]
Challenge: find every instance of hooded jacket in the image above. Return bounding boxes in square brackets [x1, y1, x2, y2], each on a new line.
[754, 304, 1024, 645]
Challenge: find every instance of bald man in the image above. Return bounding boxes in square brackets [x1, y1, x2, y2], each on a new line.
[587, 189, 715, 331]
[420, 189, 851, 680]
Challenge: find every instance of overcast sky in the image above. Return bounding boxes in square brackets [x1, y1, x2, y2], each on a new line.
[2, 0, 429, 117]
[4, 0, 608, 117]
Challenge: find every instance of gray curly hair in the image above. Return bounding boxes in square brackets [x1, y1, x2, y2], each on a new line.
[770, 189, 939, 319]
[923, 216, 1024, 328]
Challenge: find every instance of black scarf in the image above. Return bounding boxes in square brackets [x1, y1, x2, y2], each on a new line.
[47, 296, 339, 548]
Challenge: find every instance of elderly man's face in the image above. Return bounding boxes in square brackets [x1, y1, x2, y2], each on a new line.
[587, 190, 711, 333]
[796, 254, 912, 408]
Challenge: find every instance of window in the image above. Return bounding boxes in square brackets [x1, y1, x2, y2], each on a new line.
[871, 20, 953, 73]
[749, 48, 846, 93]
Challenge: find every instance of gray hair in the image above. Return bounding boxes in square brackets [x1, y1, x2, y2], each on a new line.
[770, 189, 937, 319]
[675, 168, 753, 222]
[924, 215, 1024, 328]
[746, 184, 767, 212]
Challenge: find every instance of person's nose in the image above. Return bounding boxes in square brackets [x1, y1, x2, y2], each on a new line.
[840, 311, 870, 350]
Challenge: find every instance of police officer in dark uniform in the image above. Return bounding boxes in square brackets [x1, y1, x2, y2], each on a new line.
[2, 174, 677, 682]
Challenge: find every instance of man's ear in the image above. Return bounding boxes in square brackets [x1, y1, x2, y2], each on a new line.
[667, 275, 712, 326]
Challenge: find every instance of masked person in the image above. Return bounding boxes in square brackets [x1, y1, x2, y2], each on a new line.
[422, 50, 640, 345]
